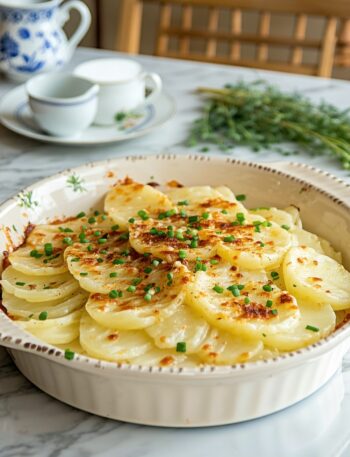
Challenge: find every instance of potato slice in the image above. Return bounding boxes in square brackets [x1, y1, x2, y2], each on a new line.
[1, 266, 79, 302]
[217, 219, 292, 270]
[264, 302, 335, 351]
[80, 311, 152, 362]
[186, 263, 300, 339]
[16, 309, 82, 345]
[197, 327, 263, 364]
[146, 304, 209, 353]
[249, 207, 295, 229]
[2, 289, 87, 320]
[166, 185, 247, 218]
[9, 245, 67, 276]
[283, 246, 350, 310]
[105, 178, 173, 229]
[85, 262, 191, 330]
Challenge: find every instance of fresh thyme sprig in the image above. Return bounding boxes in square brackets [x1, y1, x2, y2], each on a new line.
[187, 81, 350, 169]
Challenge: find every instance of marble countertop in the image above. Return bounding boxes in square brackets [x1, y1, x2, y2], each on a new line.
[1, 47, 350, 457]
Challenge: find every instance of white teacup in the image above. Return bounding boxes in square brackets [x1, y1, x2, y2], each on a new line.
[26, 73, 99, 137]
[73, 58, 162, 126]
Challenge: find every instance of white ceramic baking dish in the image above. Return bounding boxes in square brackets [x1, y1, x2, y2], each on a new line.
[0, 155, 349, 427]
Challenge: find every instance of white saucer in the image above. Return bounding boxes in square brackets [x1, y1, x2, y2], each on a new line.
[0, 85, 176, 145]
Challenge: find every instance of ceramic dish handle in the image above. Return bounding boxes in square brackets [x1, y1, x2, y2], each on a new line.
[144, 73, 163, 105]
[268, 161, 350, 204]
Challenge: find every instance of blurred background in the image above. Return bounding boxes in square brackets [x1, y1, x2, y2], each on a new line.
[68, 0, 350, 80]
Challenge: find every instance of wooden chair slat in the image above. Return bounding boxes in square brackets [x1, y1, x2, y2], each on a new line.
[116, 0, 349, 78]
[230, 9, 242, 60]
[292, 14, 307, 65]
[257, 12, 271, 61]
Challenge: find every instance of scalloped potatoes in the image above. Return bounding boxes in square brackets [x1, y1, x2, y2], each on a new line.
[1, 178, 347, 367]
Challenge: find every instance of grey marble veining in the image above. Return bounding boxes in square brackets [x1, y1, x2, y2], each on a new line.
[1, 48, 350, 457]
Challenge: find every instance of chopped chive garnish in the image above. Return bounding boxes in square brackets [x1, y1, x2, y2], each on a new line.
[94, 210, 100, 216]
[179, 210, 187, 217]
[271, 309, 278, 315]
[94, 231, 101, 237]
[190, 239, 198, 248]
[88, 217, 96, 224]
[96, 258, 103, 263]
[98, 238, 107, 244]
[223, 235, 235, 242]
[113, 259, 125, 265]
[176, 231, 185, 240]
[259, 242, 265, 247]
[202, 212, 210, 219]
[263, 284, 273, 292]
[64, 349, 75, 361]
[30, 249, 42, 259]
[221, 209, 228, 214]
[176, 342, 187, 353]
[254, 225, 261, 233]
[118, 232, 129, 241]
[76, 211, 86, 218]
[305, 325, 319, 332]
[271, 271, 279, 280]
[87, 245, 94, 252]
[132, 278, 142, 286]
[236, 212, 245, 224]
[71, 257, 80, 262]
[109, 272, 118, 278]
[59, 227, 73, 233]
[80, 272, 88, 276]
[127, 285, 136, 293]
[152, 259, 160, 266]
[144, 292, 152, 302]
[137, 210, 149, 220]
[178, 200, 189, 206]
[281, 224, 290, 231]
[188, 215, 199, 224]
[158, 209, 175, 219]
[44, 243, 53, 256]
[266, 300, 273, 307]
[62, 237, 73, 245]
[210, 259, 219, 265]
[244, 297, 250, 304]
[79, 232, 88, 243]
[179, 249, 187, 259]
[39, 311, 48, 320]
[227, 285, 240, 297]
[144, 266, 153, 274]
[213, 285, 224, 293]
[128, 217, 135, 224]
[112, 224, 120, 231]
[101, 215, 107, 221]
[15, 281, 25, 286]
[167, 272, 173, 282]
[236, 194, 246, 201]
[121, 249, 130, 257]
[109, 290, 119, 299]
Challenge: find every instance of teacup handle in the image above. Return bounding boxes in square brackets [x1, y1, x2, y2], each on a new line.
[143, 73, 162, 105]
[58, 0, 92, 58]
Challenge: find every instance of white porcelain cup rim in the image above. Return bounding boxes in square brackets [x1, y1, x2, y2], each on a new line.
[74, 58, 149, 86]
[26, 73, 99, 105]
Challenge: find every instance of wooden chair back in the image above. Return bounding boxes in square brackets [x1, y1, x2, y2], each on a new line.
[116, 0, 350, 77]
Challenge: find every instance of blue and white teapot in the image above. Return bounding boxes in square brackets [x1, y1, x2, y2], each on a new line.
[0, 0, 91, 81]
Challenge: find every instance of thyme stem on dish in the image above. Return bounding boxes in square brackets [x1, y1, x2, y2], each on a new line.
[187, 81, 350, 169]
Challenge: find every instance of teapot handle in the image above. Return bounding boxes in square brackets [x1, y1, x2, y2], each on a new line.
[58, 0, 92, 58]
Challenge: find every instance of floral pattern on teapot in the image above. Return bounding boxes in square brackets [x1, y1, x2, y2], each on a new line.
[0, 0, 91, 81]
